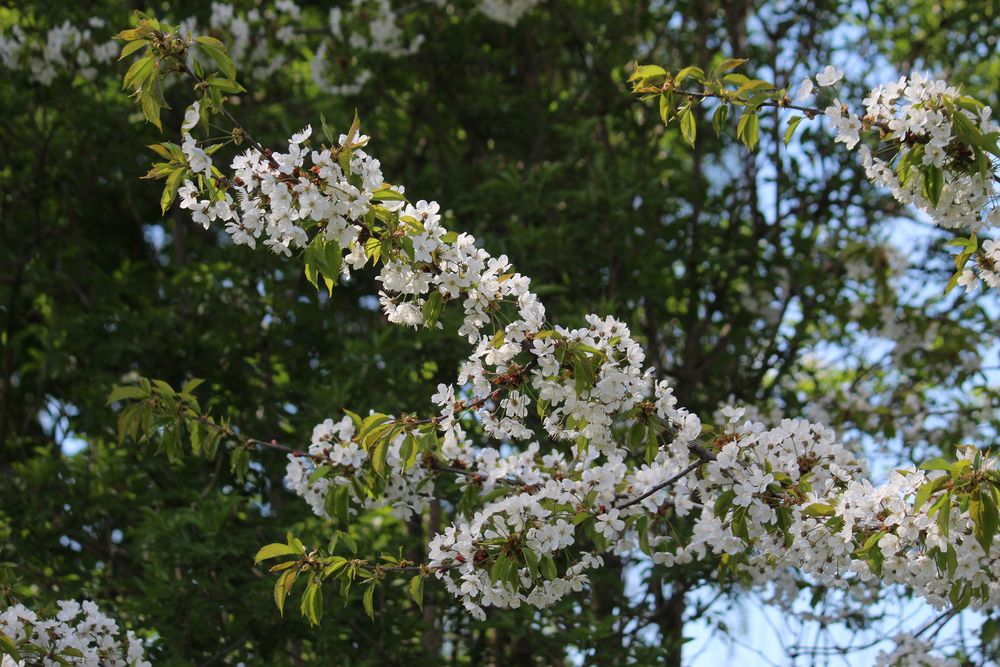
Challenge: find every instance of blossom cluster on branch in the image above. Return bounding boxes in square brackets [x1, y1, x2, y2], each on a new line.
[0, 0, 541, 94]
[630, 61, 1000, 292]
[106, 17, 1000, 632]
[0, 600, 149, 667]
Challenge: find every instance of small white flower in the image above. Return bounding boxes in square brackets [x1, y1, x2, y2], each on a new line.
[957, 269, 979, 293]
[795, 76, 814, 101]
[181, 101, 200, 132]
[290, 125, 312, 145]
[815, 65, 843, 87]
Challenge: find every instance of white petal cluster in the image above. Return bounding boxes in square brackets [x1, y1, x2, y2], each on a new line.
[1, 2, 538, 91]
[874, 634, 959, 667]
[170, 120, 1000, 620]
[285, 416, 433, 520]
[0, 600, 149, 667]
[954, 237, 1000, 292]
[799, 70, 1000, 234]
[477, 0, 543, 26]
[0, 19, 116, 85]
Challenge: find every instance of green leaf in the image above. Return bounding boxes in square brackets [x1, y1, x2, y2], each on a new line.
[197, 42, 236, 80]
[206, 77, 246, 94]
[573, 356, 594, 396]
[230, 447, 250, 482]
[181, 377, 204, 395]
[362, 582, 376, 619]
[713, 58, 747, 75]
[913, 479, 940, 513]
[301, 582, 323, 626]
[140, 91, 163, 131]
[920, 457, 953, 472]
[0, 630, 20, 661]
[659, 93, 671, 123]
[323, 556, 348, 577]
[400, 434, 419, 470]
[408, 575, 424, 610]
[422, 291, 444, 327]
[679, 106, 697, 148]
[674, 66, 705, 84]
[161, 167, 186, 214]
[937, 492, 952, 536]
[118, 39, 147, 61]
[712, 104, 728, 137]
[540, 555, 557, 580]
[308, 465, 332, 485]
[783, 115, 802, 145]
[522, 547, 540, 579]
[194, 35, 226, 49]
[371, 187, 407, 202]
[628, 64, 667, 83]
[801, 503, 835, 517]
[713, 489, 736, 518]
[345, 110, 362, 148]
[304, 237, 343, 294]
[255, 543, 299, 564]
[106, 385, 147, 405]
[274, 567, 299, 616]
[735, 79, 774, 97]
[372, 438, 390, 475]
[123, 55, 155, 90]
[922, 165, 943, 207]
[304, 261, 319, 290]
[736, 112, 759, 150]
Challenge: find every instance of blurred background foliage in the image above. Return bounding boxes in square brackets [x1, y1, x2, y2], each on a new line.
[1, 0, 998, 664]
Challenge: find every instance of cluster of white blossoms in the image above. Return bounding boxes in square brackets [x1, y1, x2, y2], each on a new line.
[477, 0, 544, 26]
[875, 633, 959, 667]
[796, 67, 1000, 288]
[1, 0, 541, 93]
[958, 237, 1000, 292]
[0, 600, 149, 667]
[800, 67, 1000, 230]
[169, 102, 1000, 630]
[285, 415, 434, 521]
[0, 18, 117, 85]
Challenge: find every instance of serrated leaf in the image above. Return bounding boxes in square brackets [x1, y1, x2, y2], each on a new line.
[0, 629, 21, 661]
[422, 291, 444, 327]
[675, 66, 704, 84]
[206, 77, 246, 94]
[737, 112, 759, 150]
[713, 489, 735, 518]
[362, 582, 376, 619]
[198, 42, 236, 80]
[714, 58, 747, 75]
[920, 457, 953, 472]
[801, 502, 835, 517]
[323, 556, 348, 577]
[118, 39, 147, 61]
[627, 64, 667, 83]
[255, 543, 299, 564]
[274, 567, 299, 616]
[783, 115, 802, 145]
[679, 106, 696, 147]
[540, 555, 557, 579]
[922, 165, 943, 208]
[106, 385, 147, 405]
[712, 104, 728, 137]
[659, 93, 671, 123]
[161, 167, 186, 214]
[301, 583, 323, 626]
[408, 575, 424, 610]
[123, 55, 155, 90]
